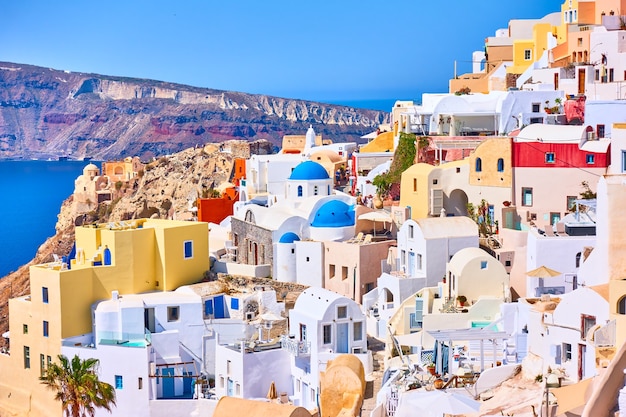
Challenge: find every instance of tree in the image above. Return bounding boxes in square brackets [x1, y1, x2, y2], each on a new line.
[40, 354, 116, 417]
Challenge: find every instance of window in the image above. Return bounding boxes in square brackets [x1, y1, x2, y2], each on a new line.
[236, 383, 241, 396]
[43, 321, 49, 337]
[576, 252, 582, 268]
[40, 354, 45, 376]
[47, 356, 52, 367]
[300, 324, 307, 341]
[227, 360, 231, 373]
[337, 306, 348, 319]
[586, 154, 595, 164]
[456, 167, 461, 173]
[567, 196, 577, 211]
[432, 179, 438, 185]
[138, 377, 143, 390]
[24, 346, 30, 369]
[183, 240, 193, 259]
[529, 117, 543, 124]
[597, 125, 605, 138]
[42, 287, 49, 304]
[408, 225, 414, 239]
[219, 377, 225, 388]
[341, 266, 348, 280]
[522, 188, 533, 206]
[622, 151, 626, 173]
[353, 322, 363, 341]
[610, 68, 615, 82]
[417, 253, 423, 270]
[505, 260, 512, 267]
[480, 261, 488, 269]
[329, 264, 336, 278]
[323, 324, 332, 344]
[524, 49, 532, 60]
[619, 296, 626, 315]
[115, 375, 123, 389]
[577, 37, 583, 47]
[532, 102, 540, 113]
[167, 306, 180, 322]
[545, 152, 555, 163]
[297, 185, 303, 197]
[413, 178, 417, 192]
[231, 298, 239, 310]
[497, 158, 504, 172]
[562, 343, 572, 361]
[314, 185, 318, 196]
[23, 324, 28, 334]
[475, 157, 482, 172]
[581, 314, 596, 339]
[595, 69, 600, 81]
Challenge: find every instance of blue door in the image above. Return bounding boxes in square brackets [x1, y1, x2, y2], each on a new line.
[204, 300, 214, 317]
[227, 378, 234, 396]
[214, 295, 225, 319]
[337, 323, 349, 353]
[162, 368, 175, 398]
[408, 252, 415, 276]
[183, 371, 192, 396]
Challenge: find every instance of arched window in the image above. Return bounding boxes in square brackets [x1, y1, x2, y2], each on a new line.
[475, 158, 482, 172]
[575, 252, 582, 268]
[619, 296, 626, 315]
[297, 185, 303, 197]
[497, 158, 504, 172]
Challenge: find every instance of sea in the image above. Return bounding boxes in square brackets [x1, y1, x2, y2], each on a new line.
[0, 98, 409, 278]
[0, 160, 88, 277]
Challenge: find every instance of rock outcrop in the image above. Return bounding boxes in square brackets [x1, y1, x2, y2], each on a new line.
[0, 62, 389, 161]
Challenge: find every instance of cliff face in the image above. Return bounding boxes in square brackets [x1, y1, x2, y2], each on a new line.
[0, 62, 389, 161]
[0, 142, 270, 344]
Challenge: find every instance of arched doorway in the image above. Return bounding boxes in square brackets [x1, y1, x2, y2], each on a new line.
[447, 189, 469, 217]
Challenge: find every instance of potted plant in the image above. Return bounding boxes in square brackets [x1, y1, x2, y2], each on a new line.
[426, 363, 436, 375]
[457, 295, 467, 306]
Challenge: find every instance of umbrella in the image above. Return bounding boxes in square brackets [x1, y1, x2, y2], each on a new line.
[395, 389, 481, 417]
[526, 265, 562, 278]
[526, 266, 562, 295]
[266, 381, 278, 400]
[358, 210, 392, 236]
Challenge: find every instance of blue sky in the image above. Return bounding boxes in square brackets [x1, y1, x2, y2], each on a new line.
[0, 1, 563, 103]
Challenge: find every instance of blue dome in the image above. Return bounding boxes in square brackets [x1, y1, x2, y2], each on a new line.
[279, 232, 301, 243]
[289, 161, 329, 180]
[311, 200, 355, 227]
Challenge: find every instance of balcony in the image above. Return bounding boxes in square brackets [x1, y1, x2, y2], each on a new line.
[280, 335, 310, 357]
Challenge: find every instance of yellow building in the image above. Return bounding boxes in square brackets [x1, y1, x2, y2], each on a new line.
[359, 131, 395, 153]
[0, 219, 209, 416]
[508, 22, 556, 75]
[468, 137, 512, 188]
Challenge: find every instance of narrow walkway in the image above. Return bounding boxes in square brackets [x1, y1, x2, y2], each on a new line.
[362, 337, 385, 416]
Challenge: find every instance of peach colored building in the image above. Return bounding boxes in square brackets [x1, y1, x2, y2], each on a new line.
[323, 238, 395, 303]
[102, 156, 144, 182]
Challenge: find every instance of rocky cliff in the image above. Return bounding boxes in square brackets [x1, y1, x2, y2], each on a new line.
[0, 142, 293, 345]
[0, 62, 389, 161]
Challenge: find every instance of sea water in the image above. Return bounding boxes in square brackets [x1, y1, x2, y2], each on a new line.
[0, 160, 88, 277]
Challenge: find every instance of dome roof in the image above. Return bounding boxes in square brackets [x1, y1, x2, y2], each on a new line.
[311, 200, 354, 227]
[289, 161, 329, 181]
[279, 232, 301, 243]
[84, 163, 98, 171]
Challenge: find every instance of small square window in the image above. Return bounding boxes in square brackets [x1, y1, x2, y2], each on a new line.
[432, 179, 438, 185]
[505, 260, 512, 267]
[480, 261, 488, 269]
[167, 306, 180, 322]
[184, 241, 193, 259]
[524, 49, 532, 60]
[545, 152, 555, 163]
[230, 298, 239, 310]
[337, 306, 347, 319]
[329, 264, 336, 278]
[115, 375, 123, 389]
[532, 103, 540, 113]
[42, 287, 49, 304]
[586, 154, 595, 164]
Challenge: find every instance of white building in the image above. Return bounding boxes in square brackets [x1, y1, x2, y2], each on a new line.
[285, 287, 372, 409]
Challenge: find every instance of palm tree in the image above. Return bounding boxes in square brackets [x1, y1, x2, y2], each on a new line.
[40, 354, 116, 417]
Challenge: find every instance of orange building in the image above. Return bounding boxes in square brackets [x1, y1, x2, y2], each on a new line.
[102, 156, 144, 182]
[197, 187, 239, 224]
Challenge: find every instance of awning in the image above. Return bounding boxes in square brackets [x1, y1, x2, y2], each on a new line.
[393, 332, 422, 347]
[1, 331, 9, 339]
[360, 131, 378, 140]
